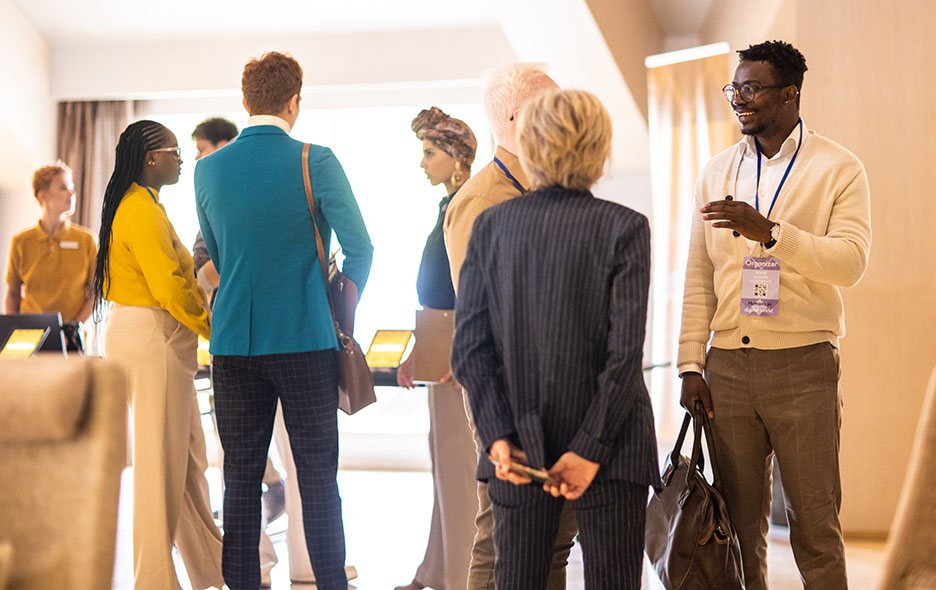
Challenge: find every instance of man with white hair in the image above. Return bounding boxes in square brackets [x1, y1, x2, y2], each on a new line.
[444, 62, 575, 590]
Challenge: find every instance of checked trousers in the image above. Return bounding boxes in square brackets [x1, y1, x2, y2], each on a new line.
[213, 350, 347, 590]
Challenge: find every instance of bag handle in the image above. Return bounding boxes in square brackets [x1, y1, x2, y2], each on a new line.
[669, 401, 725, 491]
[695, 402, 725, 490]
[301, 143, 331, 294]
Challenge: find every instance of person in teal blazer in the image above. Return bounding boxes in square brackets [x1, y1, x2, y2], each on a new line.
[193, 51, 372, 590]
[194, 124, 371, 357]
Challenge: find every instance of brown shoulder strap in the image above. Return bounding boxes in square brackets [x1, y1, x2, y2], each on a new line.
[302, 143, 330, 288]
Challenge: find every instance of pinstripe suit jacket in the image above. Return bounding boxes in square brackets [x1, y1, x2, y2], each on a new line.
[452, 186, 659, 487]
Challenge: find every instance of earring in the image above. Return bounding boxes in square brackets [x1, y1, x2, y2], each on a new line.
[451, 162, 465, 186]
[148, 160, 156, 166]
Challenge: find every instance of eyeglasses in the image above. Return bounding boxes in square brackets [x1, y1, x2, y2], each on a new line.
[722, 83, 786, 103]
[150, 147, 182, 159]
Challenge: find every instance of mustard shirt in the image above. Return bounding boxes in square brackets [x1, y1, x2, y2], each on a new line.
[6, 221, 96, 321]
[106, 182, 210, 339]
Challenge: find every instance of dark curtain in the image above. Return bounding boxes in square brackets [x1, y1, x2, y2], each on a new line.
[57, 101, 135, 233]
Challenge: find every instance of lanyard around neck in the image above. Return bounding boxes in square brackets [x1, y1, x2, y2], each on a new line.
[142, 185, 158, 203]
[493, 156, 527, 194]
[755, 119, 803, 220]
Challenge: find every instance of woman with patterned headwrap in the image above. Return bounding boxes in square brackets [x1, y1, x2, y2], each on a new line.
[394, 107, 480, 590]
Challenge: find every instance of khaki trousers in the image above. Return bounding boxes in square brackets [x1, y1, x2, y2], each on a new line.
[105, 305, 224, 590]
[705, 343, 846, 590]
[413, 380, 479, 590]
[462, 390, 578, 590]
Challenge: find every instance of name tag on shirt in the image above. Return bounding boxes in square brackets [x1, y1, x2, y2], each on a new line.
[741, 256, 780, 316]
[59, 241, 79, 249]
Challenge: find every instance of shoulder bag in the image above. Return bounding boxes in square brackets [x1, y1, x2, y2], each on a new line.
[302, 143, 376, 415]
[645, 402, 745, 589]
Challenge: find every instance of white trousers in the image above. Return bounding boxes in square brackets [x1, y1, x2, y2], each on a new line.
[104, 305, 224, 590]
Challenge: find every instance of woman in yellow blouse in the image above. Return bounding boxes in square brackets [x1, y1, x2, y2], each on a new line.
[92, 120, 223, 590]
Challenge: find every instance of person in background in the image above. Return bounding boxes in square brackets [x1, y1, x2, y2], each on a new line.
[394, 106, 479, 590]
[677, 40, 871, 590]
[191, 117, 236, 303]
[5, 162, 96, 350]
[194, 51, 373, 590]
[190, 116, 282, 588]
[94, 120, 223, 590]
[452, 89, 659, 590]
[442, 62, 576, 590]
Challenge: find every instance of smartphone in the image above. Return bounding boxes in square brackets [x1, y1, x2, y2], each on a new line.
[488, 454, 559, 487]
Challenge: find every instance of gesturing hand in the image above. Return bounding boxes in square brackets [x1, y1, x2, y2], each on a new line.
[701, 197, 774, 243]
[546, 452, 600, 500]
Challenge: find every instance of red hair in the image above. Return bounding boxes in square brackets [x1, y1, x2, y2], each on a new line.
[242, 52, 303, 115]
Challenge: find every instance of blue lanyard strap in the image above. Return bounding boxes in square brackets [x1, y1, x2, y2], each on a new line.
[755, 119, 803, 220]
[142, 186, 158, 202]
[493, 156, 527, 195]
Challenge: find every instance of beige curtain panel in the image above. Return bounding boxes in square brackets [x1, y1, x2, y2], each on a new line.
[57, 101, 135, 233]
[646, 52, 738, 437]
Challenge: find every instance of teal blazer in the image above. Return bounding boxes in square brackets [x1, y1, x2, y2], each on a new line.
[194, 125, 373, 356]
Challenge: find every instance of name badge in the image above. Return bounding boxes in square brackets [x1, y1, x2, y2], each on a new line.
[741, 256, 780, 316]
[59, 241, 79, 249]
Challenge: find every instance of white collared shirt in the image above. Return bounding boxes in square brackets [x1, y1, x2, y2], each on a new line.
[247, 114, 291, 133]
[735, 121, 808, 249]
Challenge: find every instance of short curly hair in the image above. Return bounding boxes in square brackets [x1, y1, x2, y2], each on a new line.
[738, 40, 808, 94]
[32, 161, 72, 200]
[517, 89, 611, 192]
[241, 51, 303, 116]
[192, 117, 238, 144]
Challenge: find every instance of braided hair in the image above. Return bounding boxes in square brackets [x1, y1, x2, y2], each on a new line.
[92, 120, 168, 317]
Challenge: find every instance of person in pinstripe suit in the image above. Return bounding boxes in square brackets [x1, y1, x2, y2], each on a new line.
[451, 89, 660, 590]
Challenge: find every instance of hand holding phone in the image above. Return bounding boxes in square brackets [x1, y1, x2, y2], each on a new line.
[488, 442, 560, 489]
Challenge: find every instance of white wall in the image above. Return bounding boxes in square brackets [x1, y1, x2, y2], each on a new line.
[50, 27, 515, 101]
[0, 0, 56, 284]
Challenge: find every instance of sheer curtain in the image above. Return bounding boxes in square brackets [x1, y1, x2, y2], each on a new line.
[646, 52, 738, 439]
[57, 101, 136, 234]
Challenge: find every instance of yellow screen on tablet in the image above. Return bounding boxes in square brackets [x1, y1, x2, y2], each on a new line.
[197, 335, 211, 367]
[365, 330, 413, 368]
[0, 328, 48, 359]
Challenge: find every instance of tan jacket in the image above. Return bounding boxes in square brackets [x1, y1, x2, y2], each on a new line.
[443, 147, 529, 294]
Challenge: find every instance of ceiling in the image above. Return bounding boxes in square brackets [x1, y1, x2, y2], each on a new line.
[648, 0, 715, 36]
[14, 0, 500, 45]
[16, 0, 719, 48]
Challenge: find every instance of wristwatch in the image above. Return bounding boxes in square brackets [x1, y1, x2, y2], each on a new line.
[763, 223, 780, 249]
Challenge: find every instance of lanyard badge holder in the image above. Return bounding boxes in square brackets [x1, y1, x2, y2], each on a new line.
[741, 120, 802, 317]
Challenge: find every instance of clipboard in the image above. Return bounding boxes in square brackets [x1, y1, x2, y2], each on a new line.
[412, 308, 454, 383]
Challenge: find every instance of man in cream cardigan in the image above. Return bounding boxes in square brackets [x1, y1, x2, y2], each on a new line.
[678, 40, 871, 590]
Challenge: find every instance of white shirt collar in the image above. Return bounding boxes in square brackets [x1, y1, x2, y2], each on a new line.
[742, 120, 808, 160]
[247, 115, 291, 134]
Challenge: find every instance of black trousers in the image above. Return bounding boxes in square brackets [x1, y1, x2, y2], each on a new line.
[488, 477, 646, 590]
[213, 351, 346, 590]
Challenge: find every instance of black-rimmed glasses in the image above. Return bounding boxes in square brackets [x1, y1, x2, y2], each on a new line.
[722, 83, 786, 103]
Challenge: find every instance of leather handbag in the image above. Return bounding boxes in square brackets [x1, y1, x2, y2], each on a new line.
[302, 144, 376, 415]
[645, 403, 745, 589]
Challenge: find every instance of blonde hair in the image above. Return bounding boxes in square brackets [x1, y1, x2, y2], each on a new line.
[517, 89, 611, 191]
[481, 62, 551, 146]
[32, 161, 72, 200]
